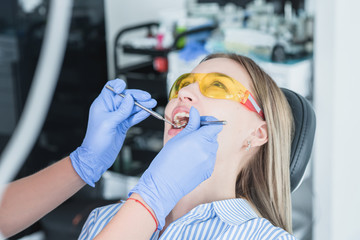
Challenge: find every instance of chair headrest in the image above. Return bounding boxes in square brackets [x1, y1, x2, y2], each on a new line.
[281, 88, 316, 192]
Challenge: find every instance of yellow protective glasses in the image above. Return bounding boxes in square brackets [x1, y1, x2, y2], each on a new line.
[169, 72, 265, 120]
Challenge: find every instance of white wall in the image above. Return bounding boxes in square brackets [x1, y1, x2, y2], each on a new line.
[104, 0, 186, 79]
[313, 0, 360, 239]
[305, 0, 315, 14]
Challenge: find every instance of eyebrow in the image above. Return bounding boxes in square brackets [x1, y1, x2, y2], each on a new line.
[178, 73, 191, 82]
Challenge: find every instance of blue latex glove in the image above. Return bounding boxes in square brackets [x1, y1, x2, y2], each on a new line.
[70, 79, 157, 187]
[129, 107, 223, 229]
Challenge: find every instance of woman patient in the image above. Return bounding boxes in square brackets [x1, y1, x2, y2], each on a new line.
[79, 53, 295, 239]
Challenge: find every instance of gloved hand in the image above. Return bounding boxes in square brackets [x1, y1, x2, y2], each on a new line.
[129, 107, 223, 229]
[70, 79, 157, 187]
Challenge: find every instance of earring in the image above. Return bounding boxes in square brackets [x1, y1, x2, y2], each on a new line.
[245, 140, 251, 151]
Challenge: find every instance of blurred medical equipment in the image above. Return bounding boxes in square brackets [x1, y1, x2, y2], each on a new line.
[105, 85, 227, 128]
[0, 0, 73, 188]
[188, 0, 313, 62]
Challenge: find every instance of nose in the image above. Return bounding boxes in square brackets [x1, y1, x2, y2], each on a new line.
[177, 82, 200, 103]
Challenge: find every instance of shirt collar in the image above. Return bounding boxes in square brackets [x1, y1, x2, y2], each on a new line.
[212, 198, 259, 225]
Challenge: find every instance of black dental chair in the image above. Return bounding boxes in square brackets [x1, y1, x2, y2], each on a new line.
[283, 88, 316, 239]
[282, 88, 316, 192]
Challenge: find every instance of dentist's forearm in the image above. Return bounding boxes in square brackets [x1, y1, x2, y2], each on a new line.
[0, 156, 86, 237]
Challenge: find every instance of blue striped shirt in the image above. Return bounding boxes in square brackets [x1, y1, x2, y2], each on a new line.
[78, 198, 296, 239]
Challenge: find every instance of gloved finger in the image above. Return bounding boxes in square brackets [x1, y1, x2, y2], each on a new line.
[110, 90, 155, 113]
[114, 94, 125, 110]
[175, 107, 201, 138]
[99, 79, 127, 111]
[126, 110, 151, 127]
[92, 92, 117, 113]
[132, 99, 157, 113]
[104, 93, 125, 112]
[196, 123, 223, 142]
[105, 79, 127, 94]
[124, 89, 151, 101]
[199, 115, 218, 122]
[198, 115, 223, 140]
[113, 93, 135, 124]
[181, 107, 201, 133]
[204, 149, 218, 179]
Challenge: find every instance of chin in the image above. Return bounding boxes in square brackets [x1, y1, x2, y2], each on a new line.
[163, 127, 173, 145]
[162, 129, 177, 145]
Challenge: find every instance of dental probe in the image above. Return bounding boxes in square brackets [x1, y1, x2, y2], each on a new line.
[105, 85, 175, 127]
[105, 85, 227, 128]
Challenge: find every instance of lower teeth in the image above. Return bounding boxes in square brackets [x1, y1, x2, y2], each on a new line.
[174, 119, 188, 128]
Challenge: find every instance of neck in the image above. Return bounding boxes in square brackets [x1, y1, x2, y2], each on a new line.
[164, 159, 239, 226]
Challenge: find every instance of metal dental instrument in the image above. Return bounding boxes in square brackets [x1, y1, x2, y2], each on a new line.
[105, 85, 227, 128]
[105, 85, 175, 127]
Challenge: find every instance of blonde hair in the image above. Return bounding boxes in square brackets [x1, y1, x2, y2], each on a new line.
[202, 53, 294, 233]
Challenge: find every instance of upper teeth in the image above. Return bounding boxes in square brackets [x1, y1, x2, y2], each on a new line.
[174, 112, 189, 123]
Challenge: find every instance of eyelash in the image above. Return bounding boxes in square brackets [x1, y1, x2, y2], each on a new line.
[211, 81, 228, 90]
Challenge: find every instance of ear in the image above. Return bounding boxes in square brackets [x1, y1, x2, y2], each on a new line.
[251, 122, 268, 147]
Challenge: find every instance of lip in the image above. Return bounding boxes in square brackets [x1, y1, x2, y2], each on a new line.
[171, 106, 191, 122]
[168, 128, 183, 136]
[167, 105, 191, 137]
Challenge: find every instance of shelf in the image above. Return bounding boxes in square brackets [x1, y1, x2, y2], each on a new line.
[122, 45, 170, 57]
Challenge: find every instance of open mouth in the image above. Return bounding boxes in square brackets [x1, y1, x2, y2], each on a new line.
[172, 112, 189, 129]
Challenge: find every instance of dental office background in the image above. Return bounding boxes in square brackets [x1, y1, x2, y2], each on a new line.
[0, 0, 359, 239]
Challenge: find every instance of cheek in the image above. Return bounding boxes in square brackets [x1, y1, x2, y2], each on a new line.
[217, 125, 244, 154]
[164, 100, 175, 120]
[211, 103, 250, 151]
[163, 101, 175, 145]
